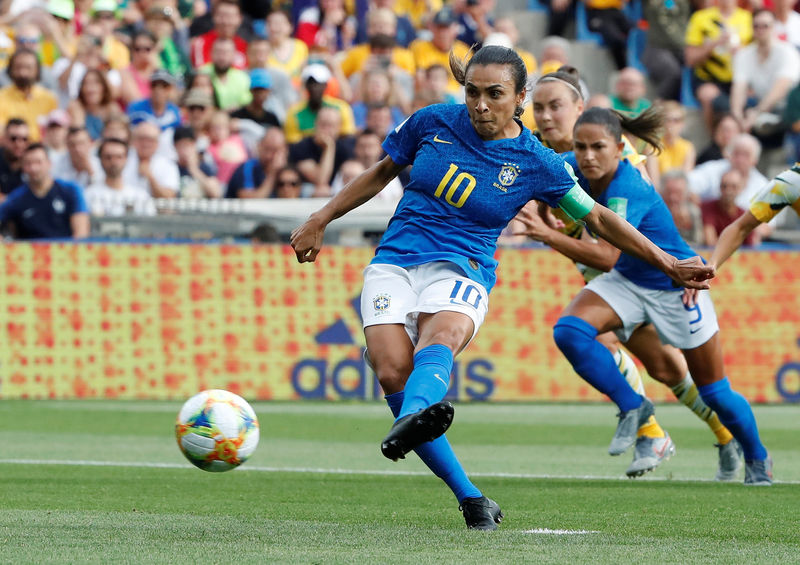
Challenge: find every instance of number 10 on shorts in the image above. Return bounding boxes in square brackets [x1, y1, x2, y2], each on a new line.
[449, 280, 483, 309]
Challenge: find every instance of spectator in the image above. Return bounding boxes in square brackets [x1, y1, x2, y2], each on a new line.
[39, 109, 70, 163]
[610, 67, 650, 117]
[545, 0, 575, 38]
[101, 116, 132, 146]
[144, 3, 191, 81]
[248, 221, 281, 243]
[688, 133, 767, 208]
[660, 169, 704, 248]
[332, 128, 403, 203]
[202, 38, 251, 111]
[53, 22, 121, 106]
[229, 69, 281, 129]
[363, 103, 395, 139]
[284, 63, 356, 143]
[351, 69, 408, 130]
[84, 137, 156, 216]
[415, 64, 460, 107]
[641, 0, 691, 101]
[127, 69, 181, 131]
[773, 0, 800, 50]
[537, 38, 590, 99]
[697, 114, 742, 165]
[207, 110, 248, 185]
[730, 9, 800, 144]
[492, 17, 537, 75]
[454, 0, 494, 49]
[52, 126, 103, 189]
[654, 101, 696, 175]
[0, 49, 57, 141]
[226, 127, 288, 198]
[67, 69, 120, 140]
[355, 0, 416, 48]
[289, 105, 354, 196]
[701, 169, 757, 246]
[89, 0, 131, 70]
[274, 165, 304, 198]
[190, 0, 255, 40]
[173, 125, 221, 199]
[585, 0, 632, 70]
[340, 8, 415, 96]
[296, 0, 357, 54]
[118, 31, 160, 107]
[182, 88, 215, 154]
[785, 82, 800, 164]
[123, 121, 179, 198]
[0, 22, 58, 92]
[684, 0, 752, 131]
[127, 69, 182, 155]
[190, 0, 248, 70]
[409, 8, 470, 97]
[246, 38, 296, 124]
[265, 9, 309, 84]
[0, 118, 28, 199]
[0, 143, 89, 239]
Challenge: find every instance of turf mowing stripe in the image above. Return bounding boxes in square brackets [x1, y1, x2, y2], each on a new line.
[1, 458, 796, 484]
[523, 529, 601, 535]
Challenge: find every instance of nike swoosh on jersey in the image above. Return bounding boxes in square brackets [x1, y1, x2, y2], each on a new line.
[433, 134, 453, 144]
[689, 326, 703, 334]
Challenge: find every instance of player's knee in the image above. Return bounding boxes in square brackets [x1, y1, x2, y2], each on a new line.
[553, 316, 599, 358]
[375, 362, 413, 395]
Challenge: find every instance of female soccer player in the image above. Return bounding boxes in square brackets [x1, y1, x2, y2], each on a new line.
[530, 69, 741, 480]
[705, 163, 800, 272]
[291, 46, 714, 530]
[517, 107, 772, 485]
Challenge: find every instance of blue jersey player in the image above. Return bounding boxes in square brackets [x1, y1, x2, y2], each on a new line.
[517, 107, 772, 485]
[291, 46, 715, 530]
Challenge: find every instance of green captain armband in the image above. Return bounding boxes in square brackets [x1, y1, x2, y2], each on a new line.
[558, 184, 595, 221]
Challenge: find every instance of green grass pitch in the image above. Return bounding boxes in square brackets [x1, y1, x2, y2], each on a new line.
[2, 400, 799, 564]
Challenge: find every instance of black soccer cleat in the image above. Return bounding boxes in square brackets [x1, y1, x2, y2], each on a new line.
[460, 496, 503, 531]
[380, 401, 455, 461]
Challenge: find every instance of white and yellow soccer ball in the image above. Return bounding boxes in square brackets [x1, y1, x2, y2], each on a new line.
[175, 390, 260, 472]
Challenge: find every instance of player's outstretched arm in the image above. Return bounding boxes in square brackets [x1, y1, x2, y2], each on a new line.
[582, 204, 715, 289]
[291, 155, 405, 263]
[709, 211, 763, 270]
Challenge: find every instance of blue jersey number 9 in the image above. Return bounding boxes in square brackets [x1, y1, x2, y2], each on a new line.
[434, 164, 476, 209]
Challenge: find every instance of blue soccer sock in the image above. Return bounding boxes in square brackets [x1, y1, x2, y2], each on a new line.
[697, 377, 768, 461]
[397, 344, 454, 419]
[553, 316, 642, 412]
[386, 391, 482, 502]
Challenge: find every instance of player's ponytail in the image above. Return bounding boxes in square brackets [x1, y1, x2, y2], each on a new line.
[575, 106, 664, 154]
[449, 45, 528, 116]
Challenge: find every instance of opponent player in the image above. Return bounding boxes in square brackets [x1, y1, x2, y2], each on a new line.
[529, 68, 742, 480]
[291, 45, 715, 530]
[705, 163, 800, 271]
[517, 107, 772, 485]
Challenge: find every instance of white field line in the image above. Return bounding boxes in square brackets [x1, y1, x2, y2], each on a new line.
[523, 529, 600, 535]
[0, 458, 797, 485]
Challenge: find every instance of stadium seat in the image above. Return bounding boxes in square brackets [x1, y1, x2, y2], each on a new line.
[626, 27, 647, 74]
[680, 66, 700, 109]
[575, 2, 605, 45]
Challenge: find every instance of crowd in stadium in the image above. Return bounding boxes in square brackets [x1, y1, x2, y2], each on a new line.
[0, 0, 797, 241]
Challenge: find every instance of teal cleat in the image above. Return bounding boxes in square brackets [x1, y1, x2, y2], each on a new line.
[609, 397, 655, 456]
[626, 432, 676, 478]
[714, 439, 743, 481]
[744, 454, 773, 486]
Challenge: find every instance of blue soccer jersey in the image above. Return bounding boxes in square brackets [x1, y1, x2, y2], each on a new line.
[376, 104, 580, 292]
[564, 154, 697, 290]
[0, 180, 88, 239]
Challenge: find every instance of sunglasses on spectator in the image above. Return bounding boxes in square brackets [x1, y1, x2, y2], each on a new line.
[278, 179, 301, 186]
[188, 105, 207, 112]
[9, 135, 29, 143]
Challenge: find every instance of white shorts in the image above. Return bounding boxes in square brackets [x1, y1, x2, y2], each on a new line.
[585, 269, 719, 350]
[361, 262, 489, 346]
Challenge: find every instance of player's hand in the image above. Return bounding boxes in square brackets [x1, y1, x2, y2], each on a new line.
[290, 215, 326, 263]
[682, 287, 699, 307]
[537, 201, 565, 229]
[513, 202, 554, 242]
[671, 256, 715, 290]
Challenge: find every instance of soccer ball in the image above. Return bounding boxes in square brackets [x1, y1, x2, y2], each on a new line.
[175, 389, 260, 472]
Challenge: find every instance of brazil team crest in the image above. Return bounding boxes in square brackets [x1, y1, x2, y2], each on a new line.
[495, 163, 521, 192]
[373, 293, 391, 312]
